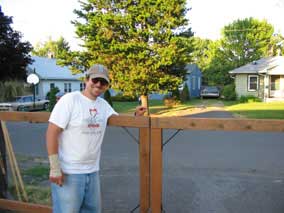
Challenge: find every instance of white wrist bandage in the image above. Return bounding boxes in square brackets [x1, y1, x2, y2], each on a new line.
[48, 154, 62, 177]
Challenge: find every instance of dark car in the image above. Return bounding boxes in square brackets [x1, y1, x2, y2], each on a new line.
[200, 86, 220, 98]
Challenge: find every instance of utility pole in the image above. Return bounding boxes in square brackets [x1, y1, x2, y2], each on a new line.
[27, 71, 40, 111]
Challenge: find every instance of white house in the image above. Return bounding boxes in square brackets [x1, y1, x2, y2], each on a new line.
[27, 56, 84, 99]
[27, 57, 203, 101]
[229, 56, 284, 102]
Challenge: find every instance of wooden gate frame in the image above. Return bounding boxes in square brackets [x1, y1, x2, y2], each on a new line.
[150, 116, 284, 213]
[0, 112, 150, 213]
[0, 112, 284, 213]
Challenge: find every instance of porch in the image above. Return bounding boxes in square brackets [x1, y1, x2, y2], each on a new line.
[269, 75, 284, 98]
[262, 74, 284, 101]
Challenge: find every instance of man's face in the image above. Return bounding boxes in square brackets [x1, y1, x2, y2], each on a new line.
[85, 77, 109, 97]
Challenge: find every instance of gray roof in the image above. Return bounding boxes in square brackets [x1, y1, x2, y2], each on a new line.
[229, 56, 284, 74]
[27, 56, 84, 80]
[185, 64, 202, 74]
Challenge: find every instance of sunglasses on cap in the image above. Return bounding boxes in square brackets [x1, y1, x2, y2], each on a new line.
[91, 78, 109, 86]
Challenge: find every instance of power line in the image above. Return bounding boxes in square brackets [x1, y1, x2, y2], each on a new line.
[223, 28, 271, 32]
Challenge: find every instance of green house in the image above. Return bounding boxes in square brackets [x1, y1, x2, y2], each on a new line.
[229, 56, 284, 102]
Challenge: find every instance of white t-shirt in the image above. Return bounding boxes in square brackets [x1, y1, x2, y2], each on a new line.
[49, 91, 118, 174]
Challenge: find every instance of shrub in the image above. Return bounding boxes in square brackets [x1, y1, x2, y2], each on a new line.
[111, 94, 137, 102]
[163, 95, 180, 108]
[239, 95, 262, 103]
[222, 84, 237, 100]
[104, 89, 113, 106]
[239, 96, 247, 103]
[171, 88, 180, 100]
[0, 81, 25, 102]
[47, 87, 60, 111]
[180, 83, 190, 102]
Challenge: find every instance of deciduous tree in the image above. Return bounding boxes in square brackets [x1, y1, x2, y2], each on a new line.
[0, 7, 33, 81]
[32, 36, 70, 59]
[203, 18, 274, 86]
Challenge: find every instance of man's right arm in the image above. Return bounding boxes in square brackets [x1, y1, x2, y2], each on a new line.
[46, 122, 64, 186]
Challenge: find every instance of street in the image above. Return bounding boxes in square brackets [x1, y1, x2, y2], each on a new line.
[5, 110, 284, 213]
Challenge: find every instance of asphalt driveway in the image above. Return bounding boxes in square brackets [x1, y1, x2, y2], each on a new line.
[187, 109, 234, 118]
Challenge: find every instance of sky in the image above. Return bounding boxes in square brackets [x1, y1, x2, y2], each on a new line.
[1, 0, 284, 50]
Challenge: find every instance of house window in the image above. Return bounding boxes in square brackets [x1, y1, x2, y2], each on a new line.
[270, 75, 280, 90]
[80, 83, 85, 91]
[192, 76, 196, 89]
[50, 83, 55, 90]
[64, 83, 72, 92]
[248, 75, 258, 91]
[198, 77, 201, 89]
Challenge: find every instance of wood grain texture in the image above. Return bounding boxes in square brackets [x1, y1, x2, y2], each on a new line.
[139, 128, 150, 213]
[150, 128, 162, 213]
[0, 199, 52, 212]
[151, 117, 284, 132]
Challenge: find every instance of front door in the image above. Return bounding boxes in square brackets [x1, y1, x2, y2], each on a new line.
[269, 75, 283, 98]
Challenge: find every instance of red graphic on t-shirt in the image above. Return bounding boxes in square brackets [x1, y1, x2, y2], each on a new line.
[88, 108, 100, 128]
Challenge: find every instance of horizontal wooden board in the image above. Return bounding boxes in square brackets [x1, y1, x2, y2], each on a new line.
[151, 117, 284, 132]
[0, 199, 52, 212]
[108, 114, 149, 127]
[0, 112, 149, 128]
[0, 112, 50, 123]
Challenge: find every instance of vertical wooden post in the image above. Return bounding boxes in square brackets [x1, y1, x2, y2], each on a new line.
[150, 127, 162, 213]
[139, 128, 150, 212]
[140, 95, 150, 116]
[0, 121, 7, 198]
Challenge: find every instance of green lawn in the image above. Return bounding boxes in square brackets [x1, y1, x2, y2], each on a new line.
[112, 100, 165, 114]
[112, 98, 219, 115]
[113, 98, 284, 119]
[112, 101, 138, 114]
[226, 102, 284, 119]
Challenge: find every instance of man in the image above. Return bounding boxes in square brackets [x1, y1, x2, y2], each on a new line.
[46, 64, 146, 213]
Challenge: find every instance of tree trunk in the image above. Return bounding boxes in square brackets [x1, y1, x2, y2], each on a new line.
[140, 95, 149, 116]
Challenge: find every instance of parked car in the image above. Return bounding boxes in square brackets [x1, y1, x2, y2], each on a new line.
[0, 95, 49, 111]
[200, 86, 220, 98]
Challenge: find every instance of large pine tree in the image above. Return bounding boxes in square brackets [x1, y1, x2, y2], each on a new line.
[0, 6, 33, 81]
[58, 0, 194, 110]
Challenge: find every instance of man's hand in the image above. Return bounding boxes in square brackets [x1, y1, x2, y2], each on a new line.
[135, 106, 147, 116]
[49, 171, 64, 187]
[49, 154, 64, 186]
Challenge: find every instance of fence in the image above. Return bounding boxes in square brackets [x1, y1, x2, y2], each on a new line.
[150, 116, 284, 212]
[0, 112, 284, 213]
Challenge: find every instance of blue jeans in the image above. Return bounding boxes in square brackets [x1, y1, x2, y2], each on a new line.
[51, 172, 101, 213]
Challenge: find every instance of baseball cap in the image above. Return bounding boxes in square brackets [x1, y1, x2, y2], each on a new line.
[86, 64, 110, 83]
